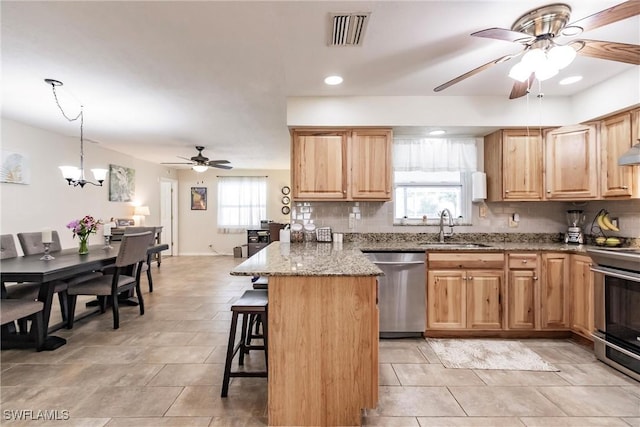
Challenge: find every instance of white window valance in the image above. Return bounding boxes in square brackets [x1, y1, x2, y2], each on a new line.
[393, 138, 478, 172]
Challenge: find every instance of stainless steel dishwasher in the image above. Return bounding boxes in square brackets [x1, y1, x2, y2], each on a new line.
[364, 251, 426, 338]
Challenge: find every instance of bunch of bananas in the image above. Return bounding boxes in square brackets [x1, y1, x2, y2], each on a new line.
[596, 210, 620, 232]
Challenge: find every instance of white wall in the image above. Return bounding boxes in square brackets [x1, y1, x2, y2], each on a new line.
[176, 168, 291, 256]
[0, 118, 175, 253]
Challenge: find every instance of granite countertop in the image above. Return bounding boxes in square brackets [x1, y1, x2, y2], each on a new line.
[230, 240, 597, 277]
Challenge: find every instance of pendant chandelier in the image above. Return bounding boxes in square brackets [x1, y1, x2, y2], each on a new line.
[45, 79, 108, 187]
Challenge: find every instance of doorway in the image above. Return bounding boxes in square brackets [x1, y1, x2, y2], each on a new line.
[160, 178, 178, 256]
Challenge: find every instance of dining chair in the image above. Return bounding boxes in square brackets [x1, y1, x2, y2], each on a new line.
[1, 299, 45, 351]
[14, 232, 102, 322]
[66, 231, 154, 330]
[123, 227, 157, 292]
[101, 226, 157, 292]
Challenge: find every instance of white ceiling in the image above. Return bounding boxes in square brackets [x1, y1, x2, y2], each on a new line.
[2, 1, 638, 170]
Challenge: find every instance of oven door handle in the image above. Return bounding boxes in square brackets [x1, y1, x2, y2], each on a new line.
[592, 333, 640, 362]
[590, 266, 640, 283]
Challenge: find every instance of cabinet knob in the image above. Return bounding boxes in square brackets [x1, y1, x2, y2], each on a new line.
[468, 276, 473, 280]
[505, 190, 510, 193]
[533, 276, 538, 280]
[522, 260, 528, 264]
[622, 186, 629, 189]
[547, 190, 551, 194]
[463, 277, 467, 281]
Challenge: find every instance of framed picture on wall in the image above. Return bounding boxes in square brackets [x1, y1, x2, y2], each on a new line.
[191, 187, 207, 210]
[109, 164, 135, 202]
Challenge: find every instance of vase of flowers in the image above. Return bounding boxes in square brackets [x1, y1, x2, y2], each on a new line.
[67, 215, 101, 255]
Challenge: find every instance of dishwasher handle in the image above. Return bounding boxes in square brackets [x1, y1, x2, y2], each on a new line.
[373, 261, 425, 266]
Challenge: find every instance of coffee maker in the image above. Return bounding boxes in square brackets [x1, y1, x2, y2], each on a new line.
[565, 210, 585, 244]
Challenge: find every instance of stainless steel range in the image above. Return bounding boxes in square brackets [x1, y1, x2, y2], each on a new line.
[587, 247, 640, 382]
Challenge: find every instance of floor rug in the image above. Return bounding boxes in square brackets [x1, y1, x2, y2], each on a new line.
[426, 339, 559, 371]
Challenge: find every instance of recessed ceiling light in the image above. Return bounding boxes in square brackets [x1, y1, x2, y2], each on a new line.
[561, 26, 583, 37]
[429, 130, 446, 136]
[559, 75, 583, 85]
[324, 75, 343, 85]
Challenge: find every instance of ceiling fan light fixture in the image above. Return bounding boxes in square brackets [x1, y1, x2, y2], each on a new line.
[534, 60, 559, 81]
[521, 48, 545, 66]
[192, 165, 208, 173]
[508, 61, 532, 82]
[547, 44, 576, 70]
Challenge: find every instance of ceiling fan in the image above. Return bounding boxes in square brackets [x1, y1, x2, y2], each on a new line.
[434, 1, 640, 99]
[161, 146, 232, 171]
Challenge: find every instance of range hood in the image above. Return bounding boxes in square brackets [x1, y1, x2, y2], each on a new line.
[619, 140, 640, 166]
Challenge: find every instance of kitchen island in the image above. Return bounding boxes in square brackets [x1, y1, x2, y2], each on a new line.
[231, 241, 382, 427]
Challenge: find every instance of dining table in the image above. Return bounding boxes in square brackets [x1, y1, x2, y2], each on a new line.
[1, 242, 168, 351]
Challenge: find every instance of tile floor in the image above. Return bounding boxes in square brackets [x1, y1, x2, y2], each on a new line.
[1, 255, 639, 426]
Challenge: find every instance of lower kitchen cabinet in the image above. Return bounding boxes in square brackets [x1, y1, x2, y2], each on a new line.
[427, 253, 504, 330]
[506, 253, 540, 330]
[571, 254, 595, 339]
[540, 253, 570, 329]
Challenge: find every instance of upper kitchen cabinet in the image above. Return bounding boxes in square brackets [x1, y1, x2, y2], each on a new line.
[291, 129, 348, 200]
[484, 129, 543, 201]
[349, 129, 392, 200]
[600, 111, 638, 198]
[544, 124, 599, 200]
[291, 128, 392, 201]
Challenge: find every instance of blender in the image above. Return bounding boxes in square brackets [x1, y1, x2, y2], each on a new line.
[565, 210, 586, 244]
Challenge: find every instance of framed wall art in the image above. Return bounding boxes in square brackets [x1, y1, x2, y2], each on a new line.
[0, 150, 30, 184]
[191, 187, 207, 210]
[109, 164, 135, 202]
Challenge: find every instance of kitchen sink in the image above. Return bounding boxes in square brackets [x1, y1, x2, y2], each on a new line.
[419, 242, 492, 249]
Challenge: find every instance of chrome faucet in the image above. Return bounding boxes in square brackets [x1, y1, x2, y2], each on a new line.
[438, 209, 454, 243]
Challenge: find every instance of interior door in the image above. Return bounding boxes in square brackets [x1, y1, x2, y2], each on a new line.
[160, 178, 178, 256]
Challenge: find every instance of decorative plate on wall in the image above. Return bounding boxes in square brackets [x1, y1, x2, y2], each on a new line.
[281, 186, 290, 195]
[282, 196, 290, 205]
[281, 206, 291, 215]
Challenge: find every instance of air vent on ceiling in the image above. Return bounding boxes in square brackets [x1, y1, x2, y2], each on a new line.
[329, 12, 370, 46]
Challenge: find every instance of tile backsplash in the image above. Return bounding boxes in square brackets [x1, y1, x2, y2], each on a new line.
[291, 199, 640, 238]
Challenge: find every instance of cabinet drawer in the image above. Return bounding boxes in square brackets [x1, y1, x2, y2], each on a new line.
[508, 253, 538, 269]
[428, 252, 505, 269]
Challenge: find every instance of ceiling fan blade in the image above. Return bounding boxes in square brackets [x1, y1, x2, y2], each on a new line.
[207, 160, 230, 165]
[212, 164, 233, 170]
[565, 1, 640, 34]
[472, 28, 535, 44]
[509, 73, 535, 99]
[571, 39, 640, 65]
[434, 53, 520, 92]
[161, 162, 194, 165]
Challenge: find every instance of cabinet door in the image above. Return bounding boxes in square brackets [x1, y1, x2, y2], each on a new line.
[540, 253, 570, 329]
[507, 269, 538, 329]
[466, 270, 503, 329]
[350, 129, 392, 200]
[571, 254, 594, 339]
[545, 125, 598, 200]
[601, 112, 635, 198]
[427, 270, 466, 329]
[503, 130, 543, 200]
[291, 131, 347, 199]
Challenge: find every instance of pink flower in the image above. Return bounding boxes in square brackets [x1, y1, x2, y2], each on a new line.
[67, 215, 103, 239]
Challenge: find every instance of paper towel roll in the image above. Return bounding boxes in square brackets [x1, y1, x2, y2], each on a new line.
[472, 172, 487, 202]
[279, 229, 290, 243]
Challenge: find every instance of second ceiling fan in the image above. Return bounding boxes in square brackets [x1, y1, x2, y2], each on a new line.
[434, 1, 640, 99]
[161, 146, 232, 171]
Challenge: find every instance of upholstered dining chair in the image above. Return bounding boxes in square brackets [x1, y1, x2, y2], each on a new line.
[123, 227, 157, 292]
[14, 232, 102, 322]
[1, 299, 45, 351]
[66, 231, 154, 330]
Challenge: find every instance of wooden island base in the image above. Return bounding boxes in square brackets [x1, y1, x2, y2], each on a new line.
[268, 275, 379, 426]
